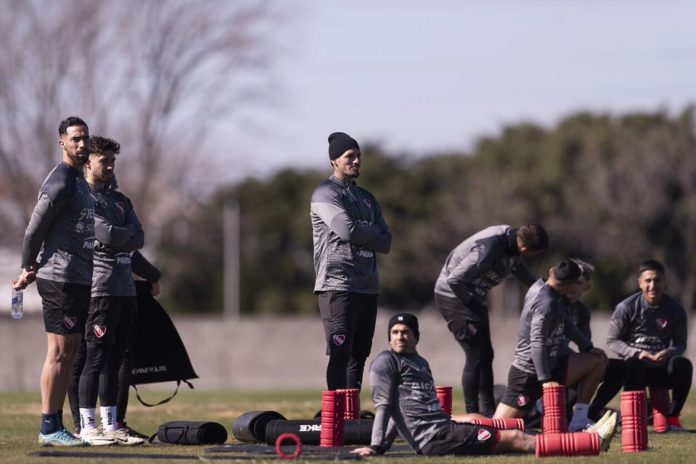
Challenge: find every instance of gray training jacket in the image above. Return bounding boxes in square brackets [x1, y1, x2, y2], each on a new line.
[606, 292, 687, 360]
[434, 225, 536, 304]
[21, 162, 95, 285]
[512, 279, 592, 382]
[311, 175, 391, 294]
[90, 184, 144, 297]
[369, 350, 452, 453]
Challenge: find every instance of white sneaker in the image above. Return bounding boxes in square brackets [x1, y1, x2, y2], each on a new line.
[595, 411, 618, 452]
[103, 427, 145, 446]
[79, 427, 117, 446]
[586, 410, 612, 433]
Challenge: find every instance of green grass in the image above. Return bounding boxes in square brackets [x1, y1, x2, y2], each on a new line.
[1, 389, 695, 463]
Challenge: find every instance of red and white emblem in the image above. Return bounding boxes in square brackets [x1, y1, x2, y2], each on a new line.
[516, 394, 529, 407]
[477, 428, 492, 442]
[63, 316, 76, 329]
[93, 325, 107, 339]
[332, 334, 346, 346]
[656, 318, 668, 329]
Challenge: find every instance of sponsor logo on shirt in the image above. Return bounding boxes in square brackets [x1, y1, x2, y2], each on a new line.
[656, 318, 668, 329]
[93, 325, 107, 338]
[63, 316, 76, 330]
[332, 334, 346, 346]
[477, 428, 492, 442]
[516, 394, 529, 407]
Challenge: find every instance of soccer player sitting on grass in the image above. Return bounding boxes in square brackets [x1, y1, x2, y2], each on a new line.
[351, 312, 617, 457]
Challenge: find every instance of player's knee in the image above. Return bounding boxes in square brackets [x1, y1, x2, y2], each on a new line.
[495, 430, 534, 454]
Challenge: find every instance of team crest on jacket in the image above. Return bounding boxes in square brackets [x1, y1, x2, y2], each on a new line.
[516, 394, 529, 407]
[93, 325, 107, 338]
[63, 316, 76, 330]
[477, 428, 491, 442]
[656, 318, 668, 329]
[332, 334, 346, 346]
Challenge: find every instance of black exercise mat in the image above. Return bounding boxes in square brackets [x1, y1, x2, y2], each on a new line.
[29, 449, 363, 460]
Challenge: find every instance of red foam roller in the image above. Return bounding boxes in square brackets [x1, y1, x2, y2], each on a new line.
[435, 386, 453, 416]
[470, 417, 524, 431]
[536, 432, 600, 457]
[621, 391, 648, 452]
[649, 386, 669, 433]
[542, 385, 567, 434]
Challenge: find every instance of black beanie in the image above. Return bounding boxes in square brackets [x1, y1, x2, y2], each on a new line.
[328, 132, 360, 160]
[388, 312, 420, 341]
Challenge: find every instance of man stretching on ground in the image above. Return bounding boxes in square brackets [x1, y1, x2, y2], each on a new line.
[352, 312, 616, 457]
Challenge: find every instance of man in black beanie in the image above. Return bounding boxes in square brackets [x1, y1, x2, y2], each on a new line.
[352, 311, 618, 457]
[310, 131, 392, 391]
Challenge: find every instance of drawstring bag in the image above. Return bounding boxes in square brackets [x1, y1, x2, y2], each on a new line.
[150, 421, 227, 445]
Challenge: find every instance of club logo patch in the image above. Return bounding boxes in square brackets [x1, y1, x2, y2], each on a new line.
[516, 394, 529, 407]
[63, 316, 76, 329]
[656, 318, 668, 329]
[477, 428, 492, 441]
[93, 325, 107, 339]
[332, 334, 346, 346]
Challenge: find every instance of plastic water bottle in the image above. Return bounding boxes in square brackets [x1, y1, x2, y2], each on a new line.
[11, 289, 23, 320]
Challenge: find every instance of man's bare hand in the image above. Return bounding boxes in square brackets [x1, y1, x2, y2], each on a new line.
[351, 447, 376, 457]
[11, 268, 36, 290]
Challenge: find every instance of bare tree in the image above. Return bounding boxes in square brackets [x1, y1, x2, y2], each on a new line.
[0, 0, 276, 246]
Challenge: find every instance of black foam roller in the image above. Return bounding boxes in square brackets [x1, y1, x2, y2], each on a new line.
[265, 419, 373, 445]
[232, 411, 286, 442]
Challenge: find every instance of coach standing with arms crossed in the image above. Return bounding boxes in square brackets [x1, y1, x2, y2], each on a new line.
[311, 132, 392, 390]
[12, 117, 94, 447]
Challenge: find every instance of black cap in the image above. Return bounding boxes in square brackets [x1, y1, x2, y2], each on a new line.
[388, 312, 420, 341]
[328, 132, 360, 160]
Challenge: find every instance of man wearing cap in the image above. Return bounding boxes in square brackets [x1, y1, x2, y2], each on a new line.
[607, 259, 692, 431]
[434, 224, 548, 416]
[494, 259, 607, 430]
[311, 132, 392, 390]
[351, 312, 617, 457]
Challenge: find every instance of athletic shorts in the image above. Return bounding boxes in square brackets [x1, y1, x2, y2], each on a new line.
[36, 278, 90, 335]
[84, 296, 137, 345]
[318, 291, 377, 358]
[500, 357, 569, 411]
[435, 293, 491, 348]
[421, 421, 499, 456]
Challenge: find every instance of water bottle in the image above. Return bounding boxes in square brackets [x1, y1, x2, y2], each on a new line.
[11, 289, 23, 320]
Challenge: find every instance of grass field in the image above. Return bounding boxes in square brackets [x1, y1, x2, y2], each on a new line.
[1, 388, 696, 463]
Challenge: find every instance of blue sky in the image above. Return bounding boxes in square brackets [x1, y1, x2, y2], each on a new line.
[219, 0, 696, 180]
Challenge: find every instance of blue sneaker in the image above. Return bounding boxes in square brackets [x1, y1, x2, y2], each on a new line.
[38, 429, 89, 447]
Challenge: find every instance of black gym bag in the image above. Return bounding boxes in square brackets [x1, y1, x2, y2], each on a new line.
[131, 281, 199, 407]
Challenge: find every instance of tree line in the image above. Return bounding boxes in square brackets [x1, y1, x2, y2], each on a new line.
[157, 107, 696, 315]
